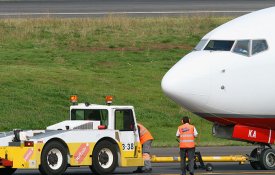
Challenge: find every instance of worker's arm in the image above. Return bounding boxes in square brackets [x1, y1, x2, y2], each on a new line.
[194, 127, 198, 138]
[176, 129, 180, 138]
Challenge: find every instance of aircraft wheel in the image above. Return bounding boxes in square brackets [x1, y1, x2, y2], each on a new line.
[260, 148, 275, 170]
[92, 140, 118, 175]
[250, 148, 262, 170]
[0, 168, 17, 175]
[39, 141, 68, 175]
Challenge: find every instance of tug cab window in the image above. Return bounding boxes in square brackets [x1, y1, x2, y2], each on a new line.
[115, 109, 135, 131]
[71, 109, 108, 126]
[252, 40, 268, 55]
[233, 40, 250, 56]
[204, 40, 234, 51]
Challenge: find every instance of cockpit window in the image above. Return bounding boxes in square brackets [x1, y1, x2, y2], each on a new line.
[204, 40, 234, 51]
[194, 39, 208, 51]
[252, 40, 268, 55]
[233, 40, 250, 56]
[197, 39, 268, 56]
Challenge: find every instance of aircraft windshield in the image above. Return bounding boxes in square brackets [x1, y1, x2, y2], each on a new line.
[232, 39, 268, 56]
[252, 40, 268, 55]
[233, 40, 250, 56]
[204, 40, 234, 51]
[194, 39, 208, 51]
[195, 38, 268, 56]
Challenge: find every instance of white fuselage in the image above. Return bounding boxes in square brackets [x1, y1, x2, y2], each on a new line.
[162, 6, 275, 129]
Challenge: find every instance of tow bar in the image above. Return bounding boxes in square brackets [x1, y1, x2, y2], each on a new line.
[151, 152, 248, 171]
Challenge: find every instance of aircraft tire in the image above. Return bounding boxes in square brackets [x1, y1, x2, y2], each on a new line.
[91, 140, 118, 175]
[39, 141, 68, 175]
[250, 148, 262, 170]
[0, 168, 17, 175]
[260, 148, 275, 170]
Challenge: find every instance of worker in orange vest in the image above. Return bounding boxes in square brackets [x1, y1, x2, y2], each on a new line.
[176, 116, 198, 175]
[133, 123, 154, 173]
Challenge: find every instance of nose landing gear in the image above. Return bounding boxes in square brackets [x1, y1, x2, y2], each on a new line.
[249, 144, 275, 170]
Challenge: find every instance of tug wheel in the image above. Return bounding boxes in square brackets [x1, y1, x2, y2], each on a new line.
[39, 141, 68, 175]
[90, 140, 118, 175]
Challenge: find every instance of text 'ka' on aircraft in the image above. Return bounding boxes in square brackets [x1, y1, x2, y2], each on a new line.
[162, 6, 275, 170]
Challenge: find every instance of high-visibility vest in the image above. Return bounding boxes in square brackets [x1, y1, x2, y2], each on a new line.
[138, 124, 154, 144]
[178, 123, 195, 148]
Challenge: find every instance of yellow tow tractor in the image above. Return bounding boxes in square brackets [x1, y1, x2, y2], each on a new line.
[0, 96, 144, 175]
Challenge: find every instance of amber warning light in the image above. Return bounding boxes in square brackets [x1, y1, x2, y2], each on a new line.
[105, 96, 113, 105]
[70, 95, 78, 104]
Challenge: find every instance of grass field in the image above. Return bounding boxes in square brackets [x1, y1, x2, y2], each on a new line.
[0, 16, 245, 146]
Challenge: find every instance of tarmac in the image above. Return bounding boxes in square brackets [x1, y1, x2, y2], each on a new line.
[14, 146, 275, 175]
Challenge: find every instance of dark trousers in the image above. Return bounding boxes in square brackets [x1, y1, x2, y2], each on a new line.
[180, 147, 195, 175]
[137, 140, 152, 170]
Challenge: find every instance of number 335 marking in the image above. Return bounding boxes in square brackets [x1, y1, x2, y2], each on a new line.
[122, 143, 134, 150]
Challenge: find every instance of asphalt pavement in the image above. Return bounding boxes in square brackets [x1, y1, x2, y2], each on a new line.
[13, 146, 275, 175]
[1, 0, 275, 17]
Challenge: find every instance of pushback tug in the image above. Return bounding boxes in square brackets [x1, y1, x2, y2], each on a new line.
[0, 96, 143, 175]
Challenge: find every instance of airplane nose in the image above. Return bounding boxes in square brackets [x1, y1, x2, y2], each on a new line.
[161, 52, 211, 111]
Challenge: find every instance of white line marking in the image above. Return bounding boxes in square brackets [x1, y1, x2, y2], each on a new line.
[0, 11, 253, 16]
[268, 128, 272, 143]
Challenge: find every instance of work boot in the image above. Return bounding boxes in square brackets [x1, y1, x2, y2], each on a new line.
[133, 168, 143, 173]
[143, 168, 152, 173]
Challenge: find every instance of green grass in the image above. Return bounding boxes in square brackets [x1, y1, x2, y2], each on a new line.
[0, 16, 245, 147]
